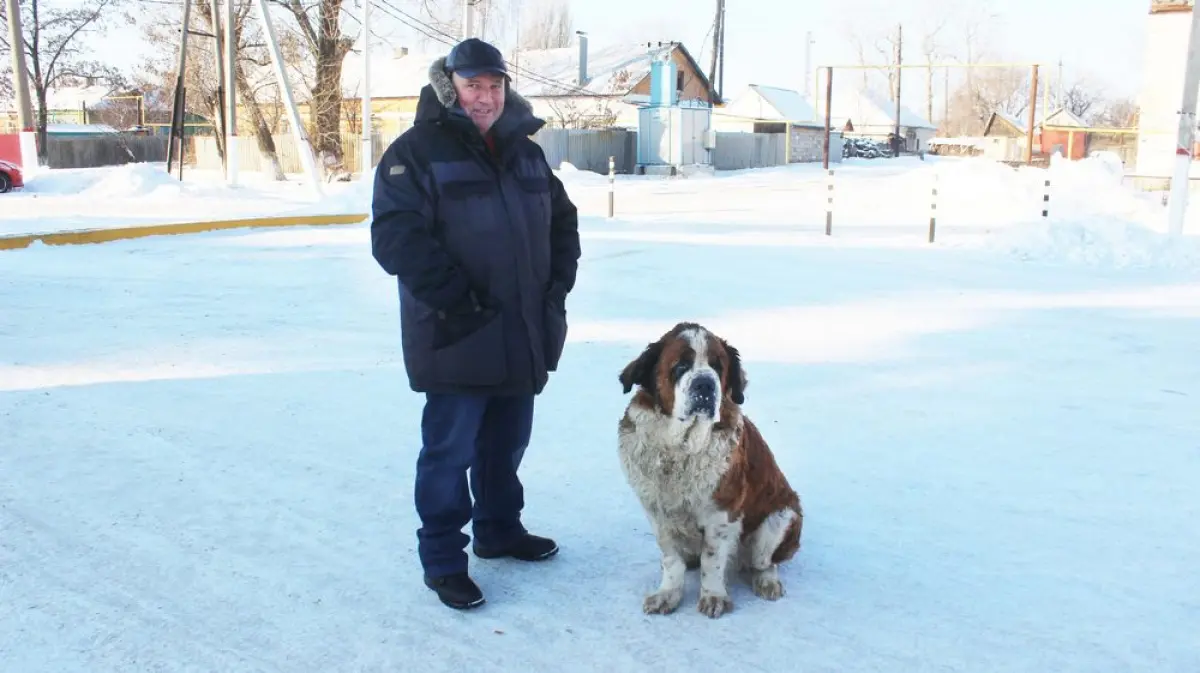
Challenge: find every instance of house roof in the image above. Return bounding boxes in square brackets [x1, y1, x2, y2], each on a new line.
[750, 84, 819, 121]
[984, 110, 1029, 135]
[1043, 107, 1088, 127]
[984, 106, 1088, 135]
[510, 40, 713, 100]
[341, 48, 446, 99]
[341, 40, 715, 102]
[818, 81, 936, 130]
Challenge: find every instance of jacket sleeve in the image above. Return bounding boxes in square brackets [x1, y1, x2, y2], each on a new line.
[547, 169, 581, 294]
[370, 139, 473, 311]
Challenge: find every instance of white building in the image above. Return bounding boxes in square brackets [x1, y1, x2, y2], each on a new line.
[1134, 0, 1198, 188]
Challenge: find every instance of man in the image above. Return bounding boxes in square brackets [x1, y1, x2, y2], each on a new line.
[369, 37, 581, 611]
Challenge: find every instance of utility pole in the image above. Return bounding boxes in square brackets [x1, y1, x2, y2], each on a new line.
[255, 0, 322, 195]
[804, 31, 813, 102]
[1167, 0, 1200, 237]
[461, 0, 477, 40]
[717, 0, 726, 100]
[1025, 64, 1039, 165]
[360, 0, 372, 178]
[167, 0, 193, 177]
[6, 0, 38, 171]
[209, 0, 227, 175]
[893, 23, 902, 157]
[708, 0, 721, 90]
[1057, 56, 1063, 110]
[224, 0, 238, 186]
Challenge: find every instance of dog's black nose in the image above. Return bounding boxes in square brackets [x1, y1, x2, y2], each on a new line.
[692, 376, 716, 398]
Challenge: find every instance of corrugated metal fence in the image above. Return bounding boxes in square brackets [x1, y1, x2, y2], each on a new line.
[47, 135, 169, 169]
[34, 128, 811, 175]
[712, 132, 787, 171]
[532, 128, 638, 174]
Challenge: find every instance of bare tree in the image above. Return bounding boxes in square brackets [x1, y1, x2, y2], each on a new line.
[0, 73, 12, 109]
[519, 0, 571, 50]
[139, 0, 287, 179]
[1060, 79, 1105, 121]
[1093, 97, 1138, 128]
[919, 13, 949, 123]
[416, 0, 516, 46]
[270, 0, 356, 179]
[544, 68, 630, 129]
[0, 0, 131, 163]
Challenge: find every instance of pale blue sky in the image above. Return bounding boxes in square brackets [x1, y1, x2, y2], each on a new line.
[562, 0, 1147, 103]
[101, 0, 1147, 114]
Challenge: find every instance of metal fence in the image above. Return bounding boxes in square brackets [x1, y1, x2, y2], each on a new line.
[46, 134, 169, 169]
[24, 127, 820, 175]
[532, 128, 638, 174]
[712, 132, 787, 170]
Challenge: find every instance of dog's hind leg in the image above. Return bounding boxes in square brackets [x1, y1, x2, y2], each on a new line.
[745, 508, 802, 601]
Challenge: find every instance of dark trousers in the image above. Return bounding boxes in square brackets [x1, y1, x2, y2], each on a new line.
[415, 392, 534, 577]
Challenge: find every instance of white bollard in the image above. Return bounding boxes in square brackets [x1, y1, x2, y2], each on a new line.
[929, 171, 939, 243]
[608, 155, 615, 218]
[825, 168, 835, 236]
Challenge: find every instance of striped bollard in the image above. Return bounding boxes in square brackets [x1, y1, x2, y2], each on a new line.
[608, 156, 615, 218]
[1042, 177, 1050, 218]
[825, 168, 835, 236]
[928, 171, 938, 243]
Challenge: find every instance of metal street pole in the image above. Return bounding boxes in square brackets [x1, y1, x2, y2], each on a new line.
[1167, 2, 1200, 237]
[225, 0, 239, 185]
[360, 0, 373, 178]
[6, 0, 38, 172]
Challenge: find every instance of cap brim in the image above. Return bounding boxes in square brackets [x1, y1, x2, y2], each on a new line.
[453, 67, 508, 79]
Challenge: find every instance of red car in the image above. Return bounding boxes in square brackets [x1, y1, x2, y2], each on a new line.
[0, 159, 24, 193]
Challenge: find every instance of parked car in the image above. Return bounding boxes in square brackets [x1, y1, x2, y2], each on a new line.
[0, 159, 23, 193]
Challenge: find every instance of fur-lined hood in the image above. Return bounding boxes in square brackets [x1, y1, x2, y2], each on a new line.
[426, 55, 535, 114]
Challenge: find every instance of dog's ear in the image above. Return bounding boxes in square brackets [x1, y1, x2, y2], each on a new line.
[619, 340, 663, 395]
[722, 339, 747, 405]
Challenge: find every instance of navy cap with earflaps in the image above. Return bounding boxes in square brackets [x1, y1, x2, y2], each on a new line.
[445, 37, 509, 79]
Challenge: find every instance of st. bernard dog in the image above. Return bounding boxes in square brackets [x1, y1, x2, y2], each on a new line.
[617, 322, 803, 619]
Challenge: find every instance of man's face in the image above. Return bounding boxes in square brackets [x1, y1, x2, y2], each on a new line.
[452, 72, 506, 134]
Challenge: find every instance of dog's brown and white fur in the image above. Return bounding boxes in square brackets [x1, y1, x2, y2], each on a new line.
[617, 322, 803, 618]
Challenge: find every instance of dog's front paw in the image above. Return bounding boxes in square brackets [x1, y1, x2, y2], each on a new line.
[643, 588, 683, 615]
[697, 592, 733, 618]
[752, 573, 784, 601]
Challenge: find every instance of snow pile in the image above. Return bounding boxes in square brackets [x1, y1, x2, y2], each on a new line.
[554, 160, 610, 187]
[989, 215, 1200, 270]
[973, 153, 1200, 270]
[80, 163, 190, 199]
[20, 165, 117, 195]
[316, 173, 375, 215]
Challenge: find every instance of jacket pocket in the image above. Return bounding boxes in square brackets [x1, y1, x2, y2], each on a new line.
[543, 287, 568, 372]
[431, 308, 508, 386]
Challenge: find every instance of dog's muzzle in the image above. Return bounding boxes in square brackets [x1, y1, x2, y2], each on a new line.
[685, 374, 719, 418]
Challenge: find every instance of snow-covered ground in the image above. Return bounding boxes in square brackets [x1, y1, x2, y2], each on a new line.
[0, 164, 370, 237]
[2, 155, 1198, 672]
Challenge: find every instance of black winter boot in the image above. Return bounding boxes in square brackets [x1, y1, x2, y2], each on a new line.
[473, 533, 559, 561]
[424, 572, 485, 610]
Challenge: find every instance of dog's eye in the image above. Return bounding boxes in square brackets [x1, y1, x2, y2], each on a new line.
[709, 358, 724, 375]
[671, 361, 690, 380]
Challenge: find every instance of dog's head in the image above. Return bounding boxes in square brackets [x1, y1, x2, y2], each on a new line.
[619, 322, 747, 423]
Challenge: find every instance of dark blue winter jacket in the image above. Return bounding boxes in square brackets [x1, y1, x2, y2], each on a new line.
[370, 58, 581, 397]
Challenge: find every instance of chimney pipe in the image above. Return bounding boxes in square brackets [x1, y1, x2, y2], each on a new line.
[577, 31, 589, 86]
